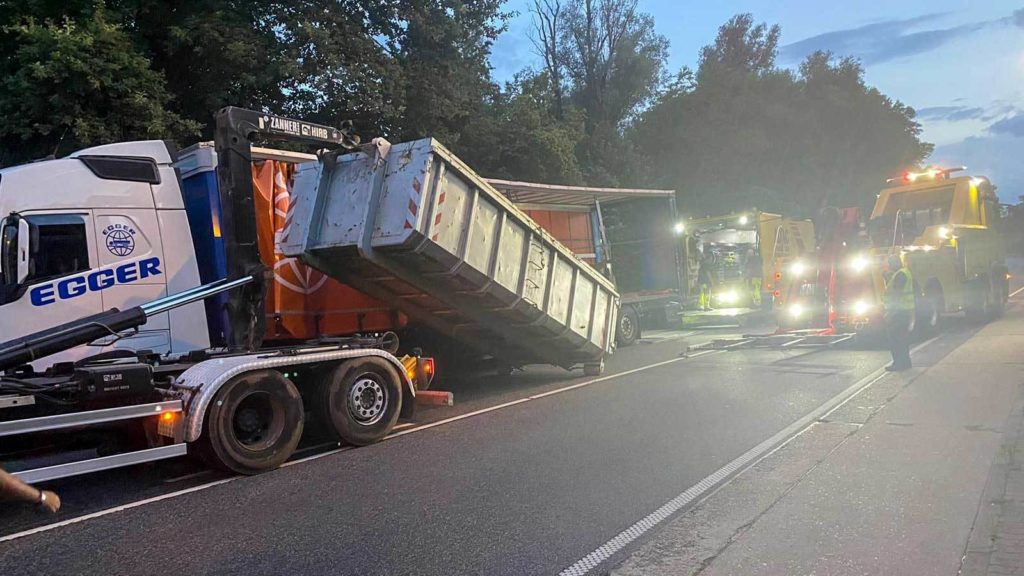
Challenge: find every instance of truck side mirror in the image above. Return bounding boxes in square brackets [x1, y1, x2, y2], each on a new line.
[0, 214, 32, 287]
[16, 217, 30, 284]
[0, 218, 12, 283]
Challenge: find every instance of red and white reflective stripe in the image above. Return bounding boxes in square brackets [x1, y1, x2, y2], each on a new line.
[405, 177, 423, 230]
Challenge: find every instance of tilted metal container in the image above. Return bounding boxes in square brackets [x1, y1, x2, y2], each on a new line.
[279, 138, 618, 372]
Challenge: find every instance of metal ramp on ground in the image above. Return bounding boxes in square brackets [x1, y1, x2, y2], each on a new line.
[687, 330, 855, 352]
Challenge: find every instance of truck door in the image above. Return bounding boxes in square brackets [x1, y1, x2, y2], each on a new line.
[92, 210, 170, 352]
[0, 211, 104, 363]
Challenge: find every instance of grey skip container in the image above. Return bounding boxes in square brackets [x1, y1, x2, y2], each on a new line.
[280, 138, 619, 373]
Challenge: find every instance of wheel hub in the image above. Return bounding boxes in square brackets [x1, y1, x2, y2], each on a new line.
[621, 315, 634, 338]
[232, 393, 273, 447]
[348, 376, 387, 426]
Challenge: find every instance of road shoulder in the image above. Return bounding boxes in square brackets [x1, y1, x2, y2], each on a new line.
[962, 378, 1024, 575]
[613, 311, 1024, 575]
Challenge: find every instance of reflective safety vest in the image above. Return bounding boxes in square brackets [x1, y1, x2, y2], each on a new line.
[884, 267, 915, 313]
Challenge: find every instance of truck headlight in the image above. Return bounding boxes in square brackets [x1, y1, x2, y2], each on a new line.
[789, 303, 805, 318]
[718, 290, 739, 304]
[849, 255, 868, 273]
[789, 260, 807, 277]
[852, 299, 872, 316]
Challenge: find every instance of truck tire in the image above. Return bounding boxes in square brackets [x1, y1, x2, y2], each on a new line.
[317, 357, 402, 446]
[583, 359, 605, 376]
[616, 305, 641, 347]
[990, 267, 1008, 319]
[495, 362, 515, 377]
[914, 282, 943, 338]
[965, 277, 991, 323]
[198, 370, 304, 475]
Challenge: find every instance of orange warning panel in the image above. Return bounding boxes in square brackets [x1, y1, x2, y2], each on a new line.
[252, 160, 406, 340]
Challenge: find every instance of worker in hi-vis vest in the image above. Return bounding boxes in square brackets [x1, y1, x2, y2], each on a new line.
[883, 254, 915, 371]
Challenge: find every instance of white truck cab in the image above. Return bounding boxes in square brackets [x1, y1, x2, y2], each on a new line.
[0, 141, 209, 366]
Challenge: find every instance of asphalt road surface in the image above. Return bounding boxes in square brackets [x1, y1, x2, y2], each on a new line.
[0, 312, 993, 575]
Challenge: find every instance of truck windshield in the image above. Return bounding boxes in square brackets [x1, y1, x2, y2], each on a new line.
[867, 214, 895, 247]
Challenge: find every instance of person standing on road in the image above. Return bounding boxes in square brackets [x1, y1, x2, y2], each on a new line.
[0, 467, 61, 513]
[744, 248, 763, 308]
[698, 249, 715, 311]
[883, 254, 915, 371]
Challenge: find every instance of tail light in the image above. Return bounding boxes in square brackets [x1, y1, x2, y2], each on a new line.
[418, 357, 436, 388]
[400, 355, 436, 389]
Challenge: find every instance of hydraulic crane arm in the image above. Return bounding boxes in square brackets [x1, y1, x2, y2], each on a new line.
[212, 107, 360, 351]
[0, 276, 254, 373]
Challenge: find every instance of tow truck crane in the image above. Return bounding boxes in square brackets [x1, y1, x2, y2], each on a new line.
[0, 107, 433, 482]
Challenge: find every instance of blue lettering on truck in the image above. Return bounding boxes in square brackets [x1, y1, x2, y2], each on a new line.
[30, 258, 162, 306]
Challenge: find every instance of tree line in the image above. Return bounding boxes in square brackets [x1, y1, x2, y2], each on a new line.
[0, 1, 932, 215]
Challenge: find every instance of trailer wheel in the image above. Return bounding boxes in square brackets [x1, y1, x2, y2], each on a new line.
[914, 282, 942, 338]
[616, 306, 640, 347]
[199, 370, 304, 475]
[965, 277, 991, 323]
[990, 267, 1008, 319]
[317, 358, 402, 446]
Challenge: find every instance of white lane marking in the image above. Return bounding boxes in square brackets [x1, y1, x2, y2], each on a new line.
[283, 446, 353, 467]
[639, 330, 697, 343]
[816, 336, 936, 423]
[391, 350, 722, 440]
[162, 470, 215, 484]
[558, 337, 940, 576]
[0, 351, 720, 543]
[1009, 285, 1024, 299]
[0, 477, 236, 544]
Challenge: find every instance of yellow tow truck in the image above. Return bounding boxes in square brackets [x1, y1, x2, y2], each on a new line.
[846, 167, 1008, 333]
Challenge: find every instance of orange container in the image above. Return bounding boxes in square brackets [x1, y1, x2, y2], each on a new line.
[523, 209, 597, 266]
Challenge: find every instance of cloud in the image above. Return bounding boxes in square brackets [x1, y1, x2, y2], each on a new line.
[916, 106, 985, 122]
[489, 14, 534, 82]
[989, 114, 1024, 137]
[1015, 8, 1024, 27]
[931, 132, 1023, 203]
[780, 11, 1009, 66]
[982, 103, 1021, 122]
